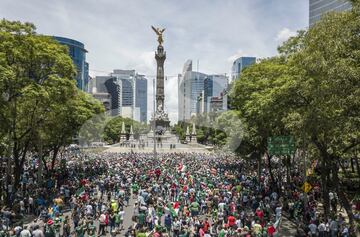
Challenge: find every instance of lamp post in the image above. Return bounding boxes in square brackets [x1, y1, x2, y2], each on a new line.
[153, 77, 157, 159]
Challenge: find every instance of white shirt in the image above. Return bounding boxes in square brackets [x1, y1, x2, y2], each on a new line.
[330, 220, 338, 231]
[275, 207, 282, 216]
[86, 204, 93, 214]
[308, 223, 317, 234]
[20, 229, 31, 237]
[236, 219, 242, 228]
[318, 223, 326, 232]
[119, 210, 125, 220]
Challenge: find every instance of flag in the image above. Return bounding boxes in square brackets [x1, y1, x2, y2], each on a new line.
[76, 187, 85, 196]
[167, 203, 178, 218]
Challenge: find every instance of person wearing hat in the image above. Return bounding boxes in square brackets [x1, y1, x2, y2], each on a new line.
[44, 219, 55, 237]
[53, 216, 62, 237]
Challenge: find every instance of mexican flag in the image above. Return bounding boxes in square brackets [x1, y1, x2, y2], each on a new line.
[167, 203, 178, 218]
[76, 187, 85, 196]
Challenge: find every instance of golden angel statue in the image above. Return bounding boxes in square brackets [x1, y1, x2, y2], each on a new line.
[151, 26, 165, 45]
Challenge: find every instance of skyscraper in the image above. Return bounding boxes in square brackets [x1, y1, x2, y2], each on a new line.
[178, 60, 228, 121]
[204, 75, 228, 113]
[53, 36, 89, 91]
[231, 57, 256, 81]
[92, 70, 147, 123]
[309, 0, 352, 26]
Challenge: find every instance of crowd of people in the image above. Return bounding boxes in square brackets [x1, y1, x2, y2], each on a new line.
[0, 151, 358, 236]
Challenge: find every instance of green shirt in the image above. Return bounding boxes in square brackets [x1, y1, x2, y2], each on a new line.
[132, 183, 139, 192]
[114, 213, 121, 224]
[218, 229, 226, 237]
[136, 232, 146, 237]
[45, 226, 55, 237]
[138, 212, 146, 224]
[75, 226, 85, 237]
[191, 202, 199, 211]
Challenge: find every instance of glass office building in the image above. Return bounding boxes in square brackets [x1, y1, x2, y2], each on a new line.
[135, 77, 148, 123]
[53, 36, 89, 91]
[178, 60, 228, 121]
[204, 75, 228, 113]
[231, 57, 256, 81]
[309, 0, 352, 26]
[93, 70, 147, 123]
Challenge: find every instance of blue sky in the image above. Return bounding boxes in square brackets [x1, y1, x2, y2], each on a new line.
[0, 0, 309, 123]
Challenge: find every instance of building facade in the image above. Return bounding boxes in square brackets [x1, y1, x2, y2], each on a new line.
[231, 57, 256, 81]
[309, 0, 352, 26]
[91, 70, 147, 123]
[209, 96, 225, 113]
[178, 60, 228, 121]
[53, 36, 89, 91]
[204, 75, 228, 113]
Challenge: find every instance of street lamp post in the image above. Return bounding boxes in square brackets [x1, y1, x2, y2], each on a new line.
[153, 77, 157, 159]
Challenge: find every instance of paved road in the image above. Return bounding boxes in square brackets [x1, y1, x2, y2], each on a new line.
[278, 216, 298, 236]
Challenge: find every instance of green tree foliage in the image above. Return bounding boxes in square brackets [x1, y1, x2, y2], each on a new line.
[0, 19, 104, 193]
[230, 2, 360, 229]
[281, 4, 360, 224]
[103, 116, 148, 144]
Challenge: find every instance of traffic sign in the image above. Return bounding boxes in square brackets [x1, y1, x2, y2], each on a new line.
[302, 181, 312, 193]
[267, 136, 295, 156]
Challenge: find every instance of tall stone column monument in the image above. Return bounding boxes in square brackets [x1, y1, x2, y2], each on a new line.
[150, 26, 170, 135]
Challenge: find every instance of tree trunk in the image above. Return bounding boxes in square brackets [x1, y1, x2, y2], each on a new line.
[350, 158, 355, 173]
[13, 162, 22, 204]
[320, 157, 330, 220]
[51, 147, 59, 172]
[41, 156, 49, 174]
[286, 156, 291, 184]
[338, 160, 350, 178]
[331, 159, 355, 233]
[257, 155, 261, 182]
[266, 154, 277, 191]
[355, 157, 360, 180]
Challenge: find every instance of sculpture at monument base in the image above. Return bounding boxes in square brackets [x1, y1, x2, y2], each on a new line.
[129, 125, 134, 141]
[119, 121, 127, 143]
[191, 123, 197, 143]
[185, 126, 191, 142]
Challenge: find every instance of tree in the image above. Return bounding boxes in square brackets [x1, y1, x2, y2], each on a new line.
[0, 19, 78, 195]
[103, 116, 147, 144]
[229, 2, 360, 229]
[279, 4, 360, 226]
[0, 20, 105, 204]
[39, 90, 104, 172]
[230, 57, 295, 187]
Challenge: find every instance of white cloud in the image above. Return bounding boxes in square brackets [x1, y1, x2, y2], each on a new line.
[276, 28, 297, 43]
[0, 0, 308, 124]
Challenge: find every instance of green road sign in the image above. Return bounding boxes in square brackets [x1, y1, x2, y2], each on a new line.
[267, 136, 295, 156]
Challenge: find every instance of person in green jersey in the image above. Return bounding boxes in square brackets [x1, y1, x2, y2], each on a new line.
[132, 183, 139, 196]
[44, 220, 55, 237]
[75, 223, 85, 237]
[190, 201, 199, 217]
[136, 227, 147, 237]
[138, 211, 146, 227]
